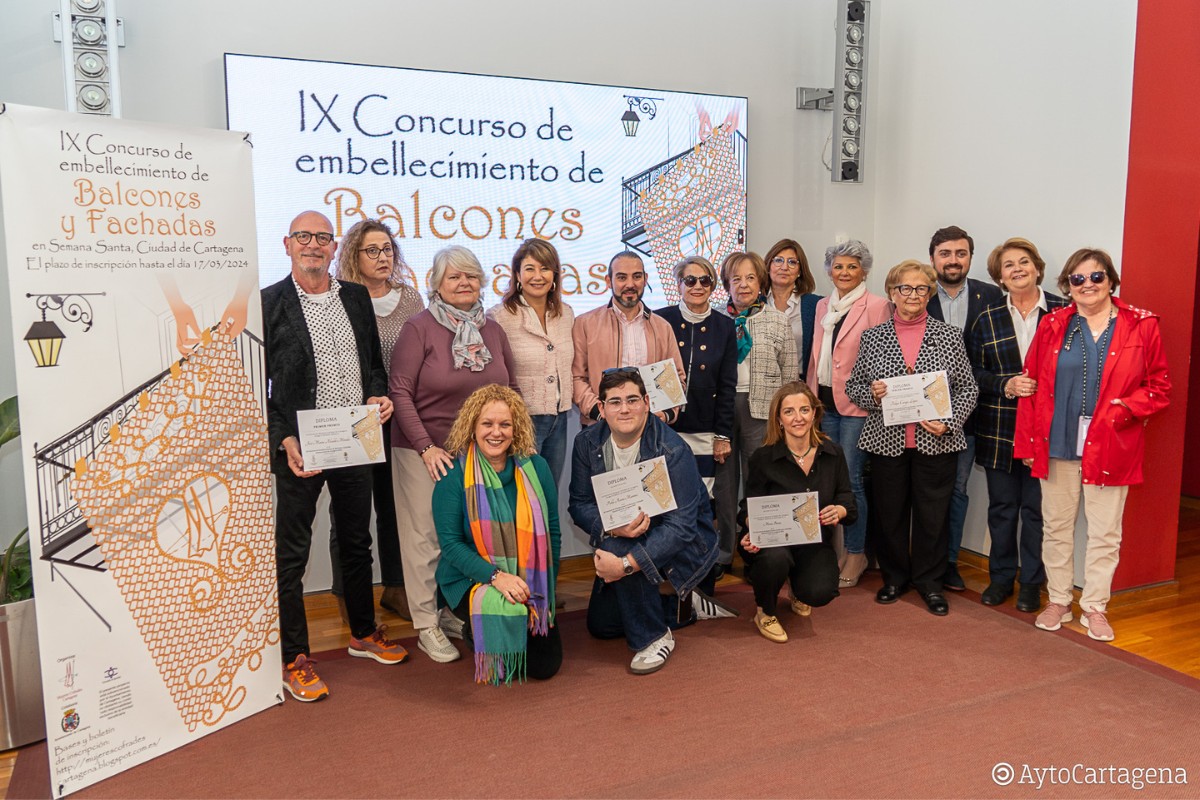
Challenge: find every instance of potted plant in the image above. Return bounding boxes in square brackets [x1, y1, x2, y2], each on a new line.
[0, 395, 46, 748]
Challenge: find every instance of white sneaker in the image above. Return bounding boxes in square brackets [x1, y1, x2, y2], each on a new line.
[439, 608, 465, 640]
[630, 629, 675, 675]
[417, 627, 461, 663]
[692, 589, 739, 619]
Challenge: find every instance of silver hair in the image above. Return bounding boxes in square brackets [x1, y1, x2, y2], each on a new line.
[427, 245, 485, 300]
[823, 239, 874, 275]
[672, 255, 717, 285]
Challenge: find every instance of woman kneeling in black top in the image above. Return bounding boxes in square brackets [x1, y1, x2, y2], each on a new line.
[739, 380, 856, 643]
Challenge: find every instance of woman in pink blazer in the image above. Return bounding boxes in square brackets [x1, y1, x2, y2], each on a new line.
[806, 239, 891, 588]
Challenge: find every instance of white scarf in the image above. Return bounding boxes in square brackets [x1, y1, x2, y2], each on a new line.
[817, 283, 867, 386]
[680, 303, 712, 323]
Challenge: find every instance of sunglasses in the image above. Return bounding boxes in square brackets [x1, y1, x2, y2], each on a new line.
[680, 275, 714, 288]
[1068, 270, 1107, 287]
[602, 366, 640, 376]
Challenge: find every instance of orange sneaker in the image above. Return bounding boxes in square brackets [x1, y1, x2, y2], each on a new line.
[282, 654, 328, 702]
[348, 626, 410, 665]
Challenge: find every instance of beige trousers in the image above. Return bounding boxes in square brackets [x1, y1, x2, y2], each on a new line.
[1040, 458, 1129, 612]
[392, 447, 441, 630]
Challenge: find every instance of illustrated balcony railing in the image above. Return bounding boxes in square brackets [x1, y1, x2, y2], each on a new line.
[620, 131, 748, 258]
[32, 330, 267, 572]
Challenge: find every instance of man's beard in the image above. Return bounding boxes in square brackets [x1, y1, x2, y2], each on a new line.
[614, 290, 643, 309]
[937, 266, 966, 287]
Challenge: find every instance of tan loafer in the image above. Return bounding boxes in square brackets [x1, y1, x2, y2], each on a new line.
[754, 610, 788, 643]
[790, 599, 812, 617]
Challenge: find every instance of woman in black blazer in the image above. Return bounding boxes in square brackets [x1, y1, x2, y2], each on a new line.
[656, 257, 738, 573]
[969, 238, 1068, 613]
[845, 260, 979, 617]
[738, 381, 855, 643]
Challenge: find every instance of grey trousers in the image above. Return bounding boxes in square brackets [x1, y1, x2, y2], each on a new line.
[714, 392, 767, 563]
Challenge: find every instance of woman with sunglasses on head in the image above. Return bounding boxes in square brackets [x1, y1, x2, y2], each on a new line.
[327, 219, 424, 622]
[845, 260, 978, 617]
[487, 239, 575, 488]
[1014, 249, 1169, 642]
[764, 238, 822, 378]
[655, 256, 738, 576]
[806, 239, 890, 589]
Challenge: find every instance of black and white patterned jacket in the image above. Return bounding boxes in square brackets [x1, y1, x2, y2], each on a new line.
[845, 316, 979, 457]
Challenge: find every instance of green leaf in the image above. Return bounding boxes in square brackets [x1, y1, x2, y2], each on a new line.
[0, 396, 18, 449]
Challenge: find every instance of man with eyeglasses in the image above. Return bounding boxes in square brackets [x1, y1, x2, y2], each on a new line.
[571, 251, 685, 425]
[262, 210, 408, 703]
[925, 226, 1002, 591]
[568, 369, 719, 674]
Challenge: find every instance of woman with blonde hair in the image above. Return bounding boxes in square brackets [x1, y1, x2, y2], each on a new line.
[325, 219, 424, 621]
[487, 238, 575, 484]
[433, 384, 562, 683]
[738, 381, 854, 643]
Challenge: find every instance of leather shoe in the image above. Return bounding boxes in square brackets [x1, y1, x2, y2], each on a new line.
[921, 591, 949, 616]
[943, 563, 966, 592]
[875, 584, 908, 604]
[1016, 583, 1042, 613]
[981, 582, 1013, 606]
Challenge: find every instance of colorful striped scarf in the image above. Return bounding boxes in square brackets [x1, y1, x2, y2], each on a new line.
[727, 294, 766, 363]
[463, 443, 554, 685]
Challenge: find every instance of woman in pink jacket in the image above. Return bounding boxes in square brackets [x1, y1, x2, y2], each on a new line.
[806, 240, 890, 588]
[1014, 248, 1169, 642]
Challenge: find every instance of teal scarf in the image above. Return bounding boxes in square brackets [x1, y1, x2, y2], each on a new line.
[727, 294, 765, 363]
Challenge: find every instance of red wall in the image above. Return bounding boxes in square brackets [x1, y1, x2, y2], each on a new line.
[1114, 0, 1200, 588]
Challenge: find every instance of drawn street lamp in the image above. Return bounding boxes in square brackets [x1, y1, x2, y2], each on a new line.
[23, 292, 105, 368]
[621, 95, 663, 137]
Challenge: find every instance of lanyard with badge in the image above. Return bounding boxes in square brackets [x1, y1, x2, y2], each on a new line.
[1065, 310, 1116, 457]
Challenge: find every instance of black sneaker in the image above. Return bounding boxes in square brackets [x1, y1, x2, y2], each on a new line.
[943, 563, 966, 592]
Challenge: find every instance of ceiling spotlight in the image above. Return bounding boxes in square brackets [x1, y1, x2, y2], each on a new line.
[78, 83, 109, 111]
[73, 0, 103, 12]
[74, 18, 104, 45]
[845, 71, 862, 90]
[76, 52, 106, 78]
[846, 48, 863, 67]
[843, 117, 859, 135]
[842, 139, 859, 157]
[846, 24, 864, 44]
[844, 93, 860, 112]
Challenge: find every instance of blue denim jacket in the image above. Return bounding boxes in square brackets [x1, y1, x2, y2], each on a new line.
[568, 414, 719, 596]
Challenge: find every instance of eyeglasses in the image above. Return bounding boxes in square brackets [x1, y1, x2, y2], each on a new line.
[1068, 270, 1108, 287]
[680, 275, 714, 288]
[603, 395, 646, 410]
[771, 257, 801, 268]
[290, 231, 334, 246]
[893, 284, 932, 297]
[359, 245, 394, 260]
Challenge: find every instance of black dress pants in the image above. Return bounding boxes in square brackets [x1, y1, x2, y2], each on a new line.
[869, 449, 957, 595]
[275, 463, 376, 663]
[744, 544, 840, 615]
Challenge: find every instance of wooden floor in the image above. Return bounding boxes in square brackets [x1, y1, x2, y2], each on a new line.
[4, 500, 1198, 796]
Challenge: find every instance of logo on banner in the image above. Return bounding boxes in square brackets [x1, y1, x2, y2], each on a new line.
[61, 708, 81, 733]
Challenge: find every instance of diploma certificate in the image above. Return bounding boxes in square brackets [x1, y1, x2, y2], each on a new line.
[881, 370, 953, 426]
[591, 455, 678, 531]
[747, 492, 822, 548]
[638, 359, 686, 414]
[296, 404, 385, 470]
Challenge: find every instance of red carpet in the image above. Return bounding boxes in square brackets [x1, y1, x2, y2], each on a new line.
[8, 581, 1200, 799]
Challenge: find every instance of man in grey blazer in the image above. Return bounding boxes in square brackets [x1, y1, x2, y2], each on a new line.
[926, 226, 1003, 591]
[263, 210, 407, 702]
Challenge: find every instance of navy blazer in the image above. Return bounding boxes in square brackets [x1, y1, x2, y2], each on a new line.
[927, 277, 1003, 340]
[799, 292, 821, 379]
[968, 291, 1068, 471]
[261, 275, 387, 473]
[654, 306, 737, 439]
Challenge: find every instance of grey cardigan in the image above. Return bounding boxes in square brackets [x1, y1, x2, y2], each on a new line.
[734, 307, 800, 419]
[844, 316, 979, 457]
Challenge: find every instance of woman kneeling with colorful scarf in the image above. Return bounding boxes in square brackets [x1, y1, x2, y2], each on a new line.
[434, 384, 562, 684]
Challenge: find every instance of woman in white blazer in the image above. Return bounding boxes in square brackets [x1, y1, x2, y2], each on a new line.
[806, 239, 891, 588]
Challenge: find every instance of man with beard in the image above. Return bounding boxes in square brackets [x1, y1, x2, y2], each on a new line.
[571, 250, 685, 425]
[926, 226, 1002, 591]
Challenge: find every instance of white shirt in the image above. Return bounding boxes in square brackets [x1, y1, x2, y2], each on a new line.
[612, 438, 641, 469]
[778, 292, 805, 365]
[613, 304, 649, 367]
[1007, 288, 1048, 361]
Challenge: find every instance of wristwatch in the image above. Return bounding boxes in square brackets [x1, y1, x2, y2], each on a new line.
[621, 556, 634, 575]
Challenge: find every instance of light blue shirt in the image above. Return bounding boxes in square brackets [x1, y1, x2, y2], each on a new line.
[937, 283, 969, 331]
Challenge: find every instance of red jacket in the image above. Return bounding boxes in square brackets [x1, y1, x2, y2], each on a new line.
[1013, 298, 1170, 486]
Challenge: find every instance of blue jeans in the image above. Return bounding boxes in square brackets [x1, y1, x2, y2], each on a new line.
[820, 409, 868, 554]
[586, 537, 670, 651]
[947, 435, 975, 563]
[531, 411, 569, 490]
